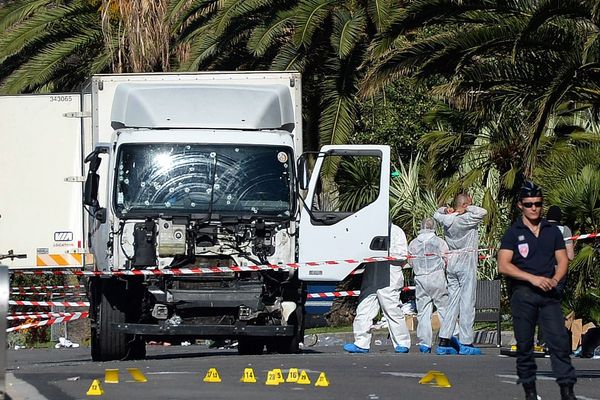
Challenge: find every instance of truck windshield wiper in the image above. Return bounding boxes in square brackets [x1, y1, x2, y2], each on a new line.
[206, 153, 218, 222]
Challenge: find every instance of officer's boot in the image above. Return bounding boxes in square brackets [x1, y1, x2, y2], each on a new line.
[559, 383, 576, 400]
[523, 381, 537, 400]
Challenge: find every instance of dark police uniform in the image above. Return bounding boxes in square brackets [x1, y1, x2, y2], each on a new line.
[500, 218, 576, 385]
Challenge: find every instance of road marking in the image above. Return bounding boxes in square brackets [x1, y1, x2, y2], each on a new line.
[381, 372, 425, 378]
[497, 374, 554, 381]
[146, 371, 195, 375]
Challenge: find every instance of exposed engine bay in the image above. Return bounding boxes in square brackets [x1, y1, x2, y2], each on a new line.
[106, 216, 301, 329]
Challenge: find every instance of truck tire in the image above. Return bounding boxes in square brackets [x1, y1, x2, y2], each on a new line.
[237, 337, 264, 355]
[90, 278, 145, 361]
[275, 305, 304, 354]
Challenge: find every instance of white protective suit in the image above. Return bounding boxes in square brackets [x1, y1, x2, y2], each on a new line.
[352, 225, 411, 350]
[408, 228, 449, 348]
[434, 205, 487, 345]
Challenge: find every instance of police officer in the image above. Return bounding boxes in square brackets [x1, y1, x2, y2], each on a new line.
[498, 182, 577, 400]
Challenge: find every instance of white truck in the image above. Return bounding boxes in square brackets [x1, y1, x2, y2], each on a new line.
[0, 72, 391, 360]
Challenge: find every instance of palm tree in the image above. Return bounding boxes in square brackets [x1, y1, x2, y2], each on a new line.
[362, 0, 600, 176]
[171, 0, 405, 169]
[0, 0, 108, 93]
[0, 0, 172, 94]
[534, 130, 600, 322]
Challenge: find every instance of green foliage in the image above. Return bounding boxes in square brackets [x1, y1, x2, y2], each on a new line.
[354, 77, 439, 162]
[0, 0, 110, 93]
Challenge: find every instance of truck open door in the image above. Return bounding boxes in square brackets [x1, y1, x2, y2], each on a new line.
[298, 145, 391, 281]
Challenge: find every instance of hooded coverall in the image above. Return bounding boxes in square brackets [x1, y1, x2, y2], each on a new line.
[408, 229, 449, 348]
[434, 205, 487, 345]
[352, 225, 411, 350]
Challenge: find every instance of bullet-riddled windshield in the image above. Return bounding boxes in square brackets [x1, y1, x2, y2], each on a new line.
[114, 143, 294, 218]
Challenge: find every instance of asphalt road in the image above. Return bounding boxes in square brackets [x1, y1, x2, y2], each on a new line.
[6, 343, 600, 400]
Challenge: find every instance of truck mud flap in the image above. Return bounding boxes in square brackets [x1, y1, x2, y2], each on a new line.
[113, 323, 294, 337]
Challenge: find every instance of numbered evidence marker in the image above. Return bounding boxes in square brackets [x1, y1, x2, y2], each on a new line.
[265, 370, 280, 386]
[272, 368, 285, 383]
[286, 368, 299, 383]
[296, 370, 311, 385]
[315, 372, 330, 387]
[240, 368, 257, 383]
[86, 379, 104, 396]
[203, 368, 222, 383]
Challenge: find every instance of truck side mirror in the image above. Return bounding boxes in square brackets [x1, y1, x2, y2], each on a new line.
[83, 150, 103, 207]
[297, 156, 309, 190]
[84, 172, 100, 207]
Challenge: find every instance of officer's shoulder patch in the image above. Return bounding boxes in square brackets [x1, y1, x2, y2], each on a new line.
[518, 235, 525, 241]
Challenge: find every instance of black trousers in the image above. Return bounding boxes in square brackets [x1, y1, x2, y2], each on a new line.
[510, 285, 577, 385]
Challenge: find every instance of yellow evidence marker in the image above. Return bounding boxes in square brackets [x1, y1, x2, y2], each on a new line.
[240, 368, 257, 383]
[86, 379, 104, 396]
[127, 368, 148, 382]
[203, 368, 222, 383]
[418, 370, 452, 388]
[315, 372, 330, 387]
[272, 368, 285, 383]
[265, 370, 280, 386]
[104, 369, 119, 384]
[297, 370, 311, 385]
[286, 368, 299, 382]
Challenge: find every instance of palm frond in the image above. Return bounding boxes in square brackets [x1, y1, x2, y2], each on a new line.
[247, 11, 294, 57]
[1, 31, 99, 93]
[330, 8, 366, 59]
[292, 0, 334, 48]
[367, 0, 393, 32]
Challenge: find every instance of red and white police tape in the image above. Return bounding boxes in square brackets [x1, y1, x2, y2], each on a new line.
[6, 230, 597, 277]
[10, 292, 87, 297]
[9, 300, 90, 307]
[7, 312, 85, 321]
[11, 285, 84, 291]
[7, 312, 89, 332]
[306, 286, 415, 299]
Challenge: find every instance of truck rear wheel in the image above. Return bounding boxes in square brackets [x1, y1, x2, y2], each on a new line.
[275, 305, 304, 354]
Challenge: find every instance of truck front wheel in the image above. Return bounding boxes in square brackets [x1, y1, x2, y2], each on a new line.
[237, 337, 264, 355]
[90, 278, 145, 361]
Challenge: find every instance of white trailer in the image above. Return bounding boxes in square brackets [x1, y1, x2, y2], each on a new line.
[0, 94, 84, 268]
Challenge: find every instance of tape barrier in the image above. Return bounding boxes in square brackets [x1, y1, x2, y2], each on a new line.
[7, 312, 83, 321]
[6, 312, 88, 332]
[9, 256, 407, 277]
[567, 232, 599, 241]
[6, 230, 597, 278]
[11, 285, 84, 291]
[9, 300, 89, 307]
[306, 286, 415, 299]
[10, 292, 86, 297]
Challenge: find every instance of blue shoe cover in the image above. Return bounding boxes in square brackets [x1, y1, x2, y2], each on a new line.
[343, 343, 369, 353]
[435, 346, 458, 355]
[394, 346, 409, 353]
[459, 345, 482, 355]
[419, 345, 431, 353]
[450, 336, 462, 352]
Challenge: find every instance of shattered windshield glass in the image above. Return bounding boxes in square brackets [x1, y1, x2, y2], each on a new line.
[114, 143, 293, 218]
